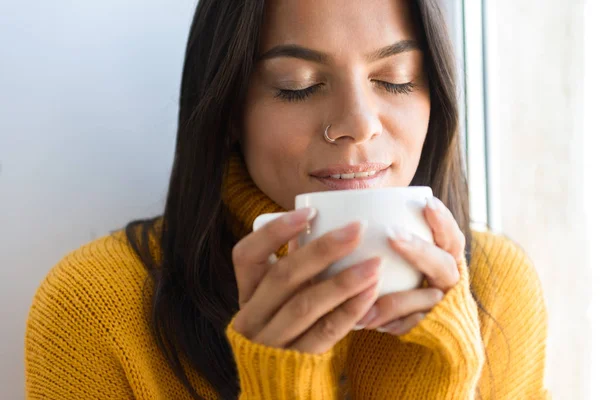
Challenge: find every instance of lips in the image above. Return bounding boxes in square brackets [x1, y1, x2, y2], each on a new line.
[310, 163, 391, 190]
[329, 171, 378, 179]
[310, 163, 391, 178]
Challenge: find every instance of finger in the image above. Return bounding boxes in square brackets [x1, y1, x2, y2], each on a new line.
[235, 221, 365, 338]
[233, 208, 316, 306]
[288, 237, 299, 254]
[290, 282, 379, 354]
[388, 229, 459, 292]
[359, 288, 443, 329]
[254, 257, 381, 347]
[424, 197, 466, 262]
[233, 208, 317, 267]
[376, 312, 426, 335]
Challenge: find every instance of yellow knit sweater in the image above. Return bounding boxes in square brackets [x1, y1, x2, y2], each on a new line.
[25, 155, 550, 399]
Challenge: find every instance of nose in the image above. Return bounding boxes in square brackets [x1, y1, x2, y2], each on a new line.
[324, 83, 383, 144]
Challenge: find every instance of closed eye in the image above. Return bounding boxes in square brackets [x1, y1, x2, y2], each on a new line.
[275, 84, 324, 102]
[374, 81, 415, 95]
[274, 80, 415, 102]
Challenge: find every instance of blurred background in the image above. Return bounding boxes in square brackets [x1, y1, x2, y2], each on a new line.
[0, 1, 597, 399]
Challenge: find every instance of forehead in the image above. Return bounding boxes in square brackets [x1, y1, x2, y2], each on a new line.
[261, 0, 418, 55]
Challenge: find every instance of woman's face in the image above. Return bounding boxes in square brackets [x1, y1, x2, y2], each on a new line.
[242, 0, 431, 210]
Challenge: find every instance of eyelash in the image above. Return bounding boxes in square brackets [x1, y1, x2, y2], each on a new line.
[276, 84, 323, 102]
[275, 81, 415, 102]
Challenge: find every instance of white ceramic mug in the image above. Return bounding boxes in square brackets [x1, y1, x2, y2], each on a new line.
[252, 187, 434, 297]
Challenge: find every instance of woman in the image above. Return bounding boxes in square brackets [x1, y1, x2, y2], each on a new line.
[25, 0, 549, 399]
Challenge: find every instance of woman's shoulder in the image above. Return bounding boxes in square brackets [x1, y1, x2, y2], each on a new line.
[27, 229, 154, 333]
[469, 229, 545, 308]
[24, 225, 202, 398]
[42, 229, 149, 293]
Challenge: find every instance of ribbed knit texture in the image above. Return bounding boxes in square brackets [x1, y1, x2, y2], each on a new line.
[25, 153, 550, 399]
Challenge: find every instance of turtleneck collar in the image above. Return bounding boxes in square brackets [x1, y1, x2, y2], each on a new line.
[222, 150, 287, 242]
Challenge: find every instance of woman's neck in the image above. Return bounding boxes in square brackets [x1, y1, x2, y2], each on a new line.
[222, 151, 286, 240]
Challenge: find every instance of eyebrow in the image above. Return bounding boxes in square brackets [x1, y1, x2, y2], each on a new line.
[258, 40, 421, 64]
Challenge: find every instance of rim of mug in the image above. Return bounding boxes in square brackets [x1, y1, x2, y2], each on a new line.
[295, 186, 433, 201]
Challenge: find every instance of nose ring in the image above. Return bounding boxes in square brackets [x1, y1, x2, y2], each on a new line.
[324, 125, 336, 143]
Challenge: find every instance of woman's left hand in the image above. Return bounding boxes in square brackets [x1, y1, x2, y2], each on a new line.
[356, 197, 466, 334]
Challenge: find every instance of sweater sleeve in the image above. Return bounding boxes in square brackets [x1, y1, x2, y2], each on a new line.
[394, 233, 550, 399]
[398, 259, 486, 399]
[25, 255, 134, 399]
[472, 234, 550, 399]
[226, 318, 341, 400]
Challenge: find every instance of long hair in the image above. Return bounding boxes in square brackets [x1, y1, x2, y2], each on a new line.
[125, 1, 471, 398]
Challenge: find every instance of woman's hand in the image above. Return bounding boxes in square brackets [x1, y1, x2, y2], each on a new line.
[232, 208, 381, 354]
[355, 197, 466, 334]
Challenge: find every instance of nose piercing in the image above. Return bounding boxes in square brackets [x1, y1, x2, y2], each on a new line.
[324, 124, 336, 143]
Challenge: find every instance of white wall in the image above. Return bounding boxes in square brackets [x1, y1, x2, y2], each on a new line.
[485, 1, 590, 398]
[584, 0, 600, 396]
[0, 2, 196, 398]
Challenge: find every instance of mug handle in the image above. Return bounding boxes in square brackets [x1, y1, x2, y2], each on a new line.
[252, 212, 287, 232]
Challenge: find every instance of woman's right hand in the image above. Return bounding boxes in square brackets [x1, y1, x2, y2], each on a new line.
[232, 208, 380, 354]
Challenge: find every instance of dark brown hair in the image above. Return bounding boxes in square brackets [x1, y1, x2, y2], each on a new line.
[126, 1, 471, 399]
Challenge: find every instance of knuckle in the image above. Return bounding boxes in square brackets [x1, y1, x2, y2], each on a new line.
[342, 296, 365, 316]
[269, 259, 293, 285]
[291, 293, 313, 319]
[434, 230, 447, 246]
[314, 236, 334, 257]
[316, 316, 339, 342]
[386, 293, 408, 315]
[264, 219, 283, 238]
[231, 241, 246, 267]
[429, 268, 442, 284]
[438, 232, 450, 248]
[334, 269, 358, 291]
[385, 292, 401, 311]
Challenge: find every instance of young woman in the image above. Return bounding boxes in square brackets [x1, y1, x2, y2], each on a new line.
[25, 0, 549, 399]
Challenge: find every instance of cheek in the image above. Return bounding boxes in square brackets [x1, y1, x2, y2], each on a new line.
[389, 91, 430, 144]
[241, 85, 316, 208]
[385, 91, 431, 180]
[406, 93, 431, 151]
[243, 98, 312, 171]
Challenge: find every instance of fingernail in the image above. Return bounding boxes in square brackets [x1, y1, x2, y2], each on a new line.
[333, 220, 366, 242]
[376, 326, 389, 333]
[386, 226, 412, 242]
[377, 314, 425, 334]
[427, 197, 438, 210]
[358, 283, 378, 300]
[376, 320, 402, 334]
[353, 258, 381, 278]
[352, 325, 365, 331]
[356, 305, 378, 327]
[284, 208, 317, 225]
